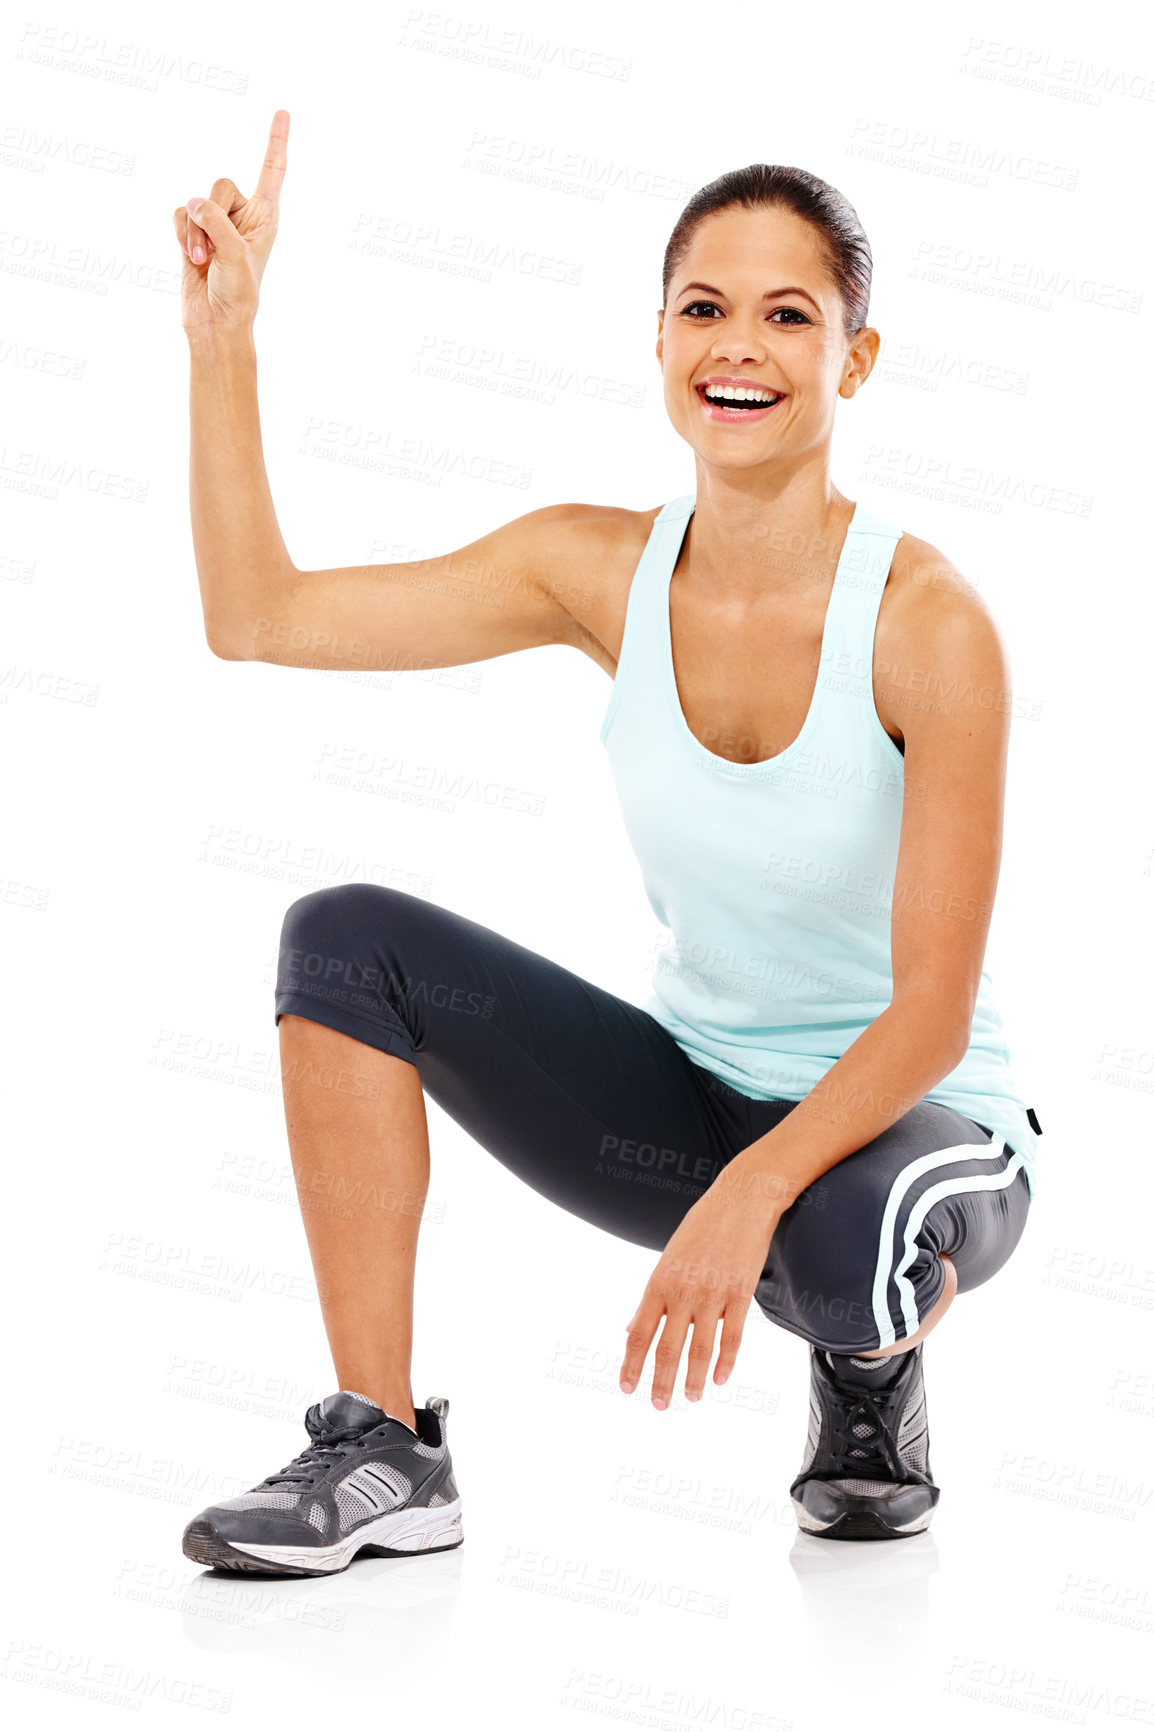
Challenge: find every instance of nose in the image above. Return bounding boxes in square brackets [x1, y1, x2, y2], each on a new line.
[711, 316, 767, 366]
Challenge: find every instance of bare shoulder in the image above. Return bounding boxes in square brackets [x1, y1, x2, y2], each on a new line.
[522, 500, 663, 667]
[874, 529, 1012, 743]
[882, 529, 1010, 662]
[525, 498, 660, 566]
[522, 499, 659, 558]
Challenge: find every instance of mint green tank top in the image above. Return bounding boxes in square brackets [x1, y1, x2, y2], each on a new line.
[600, 494, 1039, 1199]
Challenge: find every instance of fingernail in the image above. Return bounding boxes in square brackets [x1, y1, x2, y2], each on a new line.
[687, 1390, 700, 1401]
[715, 1373, 728, 1384]
[192, 245, 205, 264]
[187, 198, 203, 214]
[620, 1381, 634, 1394]
[652, 1397, 666, 1411]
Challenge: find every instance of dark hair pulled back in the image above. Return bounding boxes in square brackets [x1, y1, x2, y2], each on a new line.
[662, 165, 871, 338]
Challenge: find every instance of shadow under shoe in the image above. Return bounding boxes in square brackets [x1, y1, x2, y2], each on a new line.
[790, 1342, 939, 1541]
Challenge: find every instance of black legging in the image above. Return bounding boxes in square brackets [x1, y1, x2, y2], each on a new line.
[274, 883, 1031, 1355]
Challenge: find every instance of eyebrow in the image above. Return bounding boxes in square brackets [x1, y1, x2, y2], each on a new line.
[676, 280, 821, 312]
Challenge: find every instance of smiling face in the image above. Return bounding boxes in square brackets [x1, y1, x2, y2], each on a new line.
[657, 203, 879, 476]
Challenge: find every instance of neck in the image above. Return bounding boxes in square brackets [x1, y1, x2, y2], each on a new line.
[681, 473, 855, 602]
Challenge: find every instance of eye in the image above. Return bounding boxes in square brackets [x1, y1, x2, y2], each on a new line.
[677, 301, 812, 325]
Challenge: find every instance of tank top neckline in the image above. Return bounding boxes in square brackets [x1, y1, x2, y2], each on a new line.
[655, 493, 866, 777]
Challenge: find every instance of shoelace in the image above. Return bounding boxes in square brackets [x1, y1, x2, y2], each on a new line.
[258, 1405, 381, 1488]
[827, 1391, 908, 1482]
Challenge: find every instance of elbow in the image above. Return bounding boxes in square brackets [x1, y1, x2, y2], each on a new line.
[943, 995, 979, 1071]
[204, 623, 250, 662]
[203, 571, 293, 661]
[916, 1021, 972, 1082]
[892, 988, 974, 1073]
[203, 602, 266, 661]
[942, 1024, 973, 1074]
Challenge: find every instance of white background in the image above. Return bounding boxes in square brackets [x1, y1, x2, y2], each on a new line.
[4, 0, 1152, 1725]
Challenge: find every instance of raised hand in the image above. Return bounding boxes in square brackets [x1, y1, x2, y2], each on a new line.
[172, 109, 290, 334]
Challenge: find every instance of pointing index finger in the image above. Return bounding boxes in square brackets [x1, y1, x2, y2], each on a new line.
[255, 109, 290, 208]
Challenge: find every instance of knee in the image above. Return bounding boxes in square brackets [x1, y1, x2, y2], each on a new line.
[276, 883, 415, 996]
[279, 881, 420, 949]
[760, 1164, 883, 1308]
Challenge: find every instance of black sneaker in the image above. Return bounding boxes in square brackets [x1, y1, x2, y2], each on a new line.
[789, 1343, 939, 1541]
[182, 1390, 463, 1576]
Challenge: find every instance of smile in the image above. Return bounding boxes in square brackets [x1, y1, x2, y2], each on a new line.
[695, 383, 785, 423]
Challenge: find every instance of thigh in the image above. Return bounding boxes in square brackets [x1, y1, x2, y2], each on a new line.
[751, 1097, 1032, 1355]
[275, 883, 755, 1249]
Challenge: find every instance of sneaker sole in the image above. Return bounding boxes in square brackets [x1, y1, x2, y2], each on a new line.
[791, 1495, 933, 1541]
[183, 1498, 464, 1576]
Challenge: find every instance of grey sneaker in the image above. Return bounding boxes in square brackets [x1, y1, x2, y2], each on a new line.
[182, 1390, 463, 1576]
[790, 1343, 939, 1540]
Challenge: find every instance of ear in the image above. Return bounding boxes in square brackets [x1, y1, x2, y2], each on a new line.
[655, 308, 664, 364]
[841, 325, 880, 397]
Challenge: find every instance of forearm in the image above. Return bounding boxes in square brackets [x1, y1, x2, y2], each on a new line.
[717, 997, 968, 1224]
[187, 326, 296, 656]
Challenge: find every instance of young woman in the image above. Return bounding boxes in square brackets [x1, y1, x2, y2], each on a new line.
[173, 112, 1041, 1572]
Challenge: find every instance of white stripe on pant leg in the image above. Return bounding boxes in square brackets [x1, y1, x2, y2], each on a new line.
[891, 1148, 1026, 1342]
[871, 1136, 1008, 1349]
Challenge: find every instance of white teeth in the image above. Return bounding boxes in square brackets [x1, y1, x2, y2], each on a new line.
[703, 385, 779, 404]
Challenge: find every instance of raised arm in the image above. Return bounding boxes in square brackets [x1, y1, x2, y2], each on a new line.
[174, 111, 587, 671]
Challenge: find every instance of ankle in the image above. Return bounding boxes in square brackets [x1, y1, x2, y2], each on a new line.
[376, 1397, 419, 1432]
[336, 1377, 417, 1432]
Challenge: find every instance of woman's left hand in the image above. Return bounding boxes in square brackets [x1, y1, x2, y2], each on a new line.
[619, 1173, 783, 1409]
